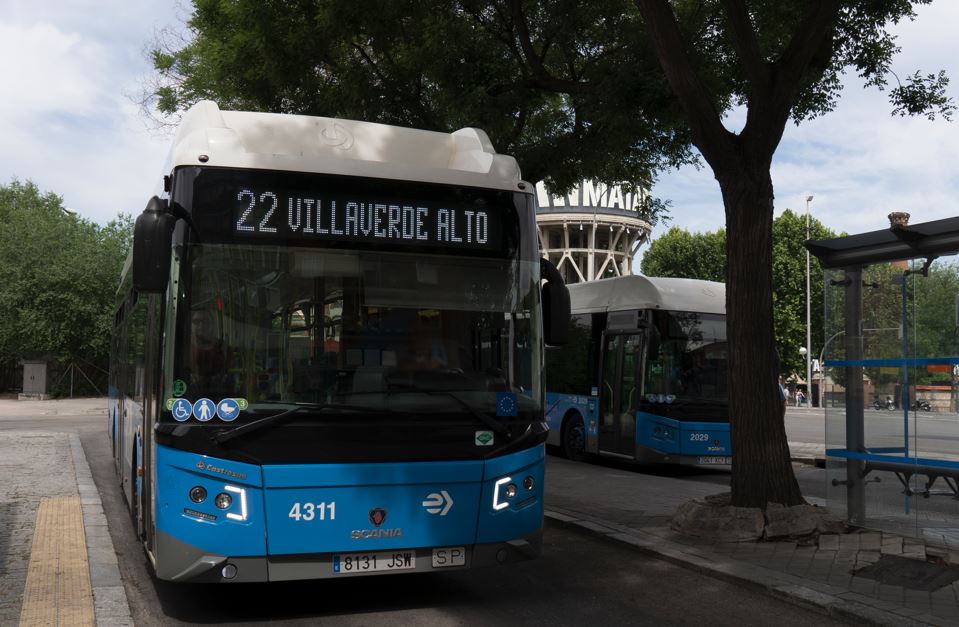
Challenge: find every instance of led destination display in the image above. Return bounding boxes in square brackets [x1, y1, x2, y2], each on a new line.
[233, 187, 500, 251]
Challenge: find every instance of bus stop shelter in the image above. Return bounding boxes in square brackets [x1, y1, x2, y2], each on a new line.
[807, 214, 959, 541]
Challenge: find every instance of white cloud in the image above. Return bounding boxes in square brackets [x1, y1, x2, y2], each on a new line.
[0, 3, 181, 223]
[0, 22, 106, 118]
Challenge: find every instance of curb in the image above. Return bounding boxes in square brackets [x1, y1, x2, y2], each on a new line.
[544, 509, 935, 627]
[70, 434, 134, 627]
[790, 455, 826, 467]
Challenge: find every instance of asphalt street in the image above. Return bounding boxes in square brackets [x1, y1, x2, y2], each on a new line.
[786, 406, 959, 458]
[0, 402, 850, 626]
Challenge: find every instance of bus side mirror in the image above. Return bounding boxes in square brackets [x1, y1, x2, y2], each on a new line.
[541, 259, 570, 347]
[133, 196, 177, 293]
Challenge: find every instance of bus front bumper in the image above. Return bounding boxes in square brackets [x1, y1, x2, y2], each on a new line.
[154, 527, 543, 583]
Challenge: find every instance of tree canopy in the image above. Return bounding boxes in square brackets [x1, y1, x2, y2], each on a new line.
[145, 0, 708, 226]
[147, 0, 952, 508]
[641, 226, 726, 282]
[0, 181, 131, 393]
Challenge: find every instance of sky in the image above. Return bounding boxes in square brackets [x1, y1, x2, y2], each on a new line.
[2, 1, 959, 245]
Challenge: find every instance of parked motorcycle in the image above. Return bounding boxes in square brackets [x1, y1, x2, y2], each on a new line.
[872, 396, 896, 410]
[911, 399, 932, 412]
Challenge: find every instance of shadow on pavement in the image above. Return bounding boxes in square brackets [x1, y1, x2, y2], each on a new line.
[545, 446, 730, 482]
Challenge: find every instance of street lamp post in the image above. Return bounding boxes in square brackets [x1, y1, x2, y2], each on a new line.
[805, 195, 813, 406]
[799, 346, 808, 405]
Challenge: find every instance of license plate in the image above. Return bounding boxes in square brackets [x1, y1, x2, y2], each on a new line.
[332, 550, 415, 574]
[698, 456, 732, 465]
[431, 546, 466, 568]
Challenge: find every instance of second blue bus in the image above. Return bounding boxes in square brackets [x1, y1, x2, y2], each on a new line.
[545, 275, 731, 466]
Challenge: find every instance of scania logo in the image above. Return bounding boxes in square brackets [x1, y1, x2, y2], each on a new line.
[369, 508, 387, 528]
[351, 528, 403, 539]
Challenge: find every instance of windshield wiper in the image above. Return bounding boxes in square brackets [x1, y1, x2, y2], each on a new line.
[212, 402, 397, 445]
[383, 385, 513, 439]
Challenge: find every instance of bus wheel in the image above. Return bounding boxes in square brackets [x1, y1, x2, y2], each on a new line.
[562, 415, 587, 461]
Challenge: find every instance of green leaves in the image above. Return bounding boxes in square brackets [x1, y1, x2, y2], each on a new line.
[640, 226, 726, 281]
[891, 70, 955, 121]
[0, 180, 131, 371]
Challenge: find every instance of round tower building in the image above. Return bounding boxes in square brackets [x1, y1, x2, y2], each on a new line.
[535, 180, 652, 284]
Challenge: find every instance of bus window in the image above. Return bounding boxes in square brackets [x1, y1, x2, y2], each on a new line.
[545, 313, 592, 395]
[644, 311, 727, 402]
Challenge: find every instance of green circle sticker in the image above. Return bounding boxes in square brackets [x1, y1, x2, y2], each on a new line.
[165, 398, 175, 410]
[235, 398, 249, 411]
[172, 380, 187, 397]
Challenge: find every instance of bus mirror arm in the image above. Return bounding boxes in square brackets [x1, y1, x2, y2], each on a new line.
[133, 196, 178, 293]
[541, 259, 571, 347]
[167, 200, 200, 242]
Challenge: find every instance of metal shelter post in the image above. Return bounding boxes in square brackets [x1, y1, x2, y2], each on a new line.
[843, 266, 866, 524]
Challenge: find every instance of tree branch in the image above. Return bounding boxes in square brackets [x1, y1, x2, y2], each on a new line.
[739, 0, 840, 157]
[720, 0, 769, 88]
[777, 0, 840, 91]
[350, 41, 390, 88]
[509, 0, 598, 94]
[634, 0, 734, 168]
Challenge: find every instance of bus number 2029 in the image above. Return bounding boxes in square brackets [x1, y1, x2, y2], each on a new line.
[289, 501, 336, 521]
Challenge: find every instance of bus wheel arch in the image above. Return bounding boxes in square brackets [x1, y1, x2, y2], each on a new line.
[561, 410, 588, 461]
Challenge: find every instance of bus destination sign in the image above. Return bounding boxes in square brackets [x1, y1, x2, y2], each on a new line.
[233, 188, 500, 251]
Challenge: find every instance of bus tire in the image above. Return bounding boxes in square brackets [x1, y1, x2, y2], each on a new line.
[562, 414, 587, 461]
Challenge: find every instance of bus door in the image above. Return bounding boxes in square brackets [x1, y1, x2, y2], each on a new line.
[140, 295, 163, 550]
[599, 332, 643, 457]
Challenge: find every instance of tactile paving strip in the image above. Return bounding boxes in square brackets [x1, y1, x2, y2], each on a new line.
[18, 496, 94, 626]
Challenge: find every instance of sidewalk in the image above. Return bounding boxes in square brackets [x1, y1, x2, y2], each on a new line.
[0, 397, 107, 418]
[544, 456, 959, 627]
[0, 429, 132, 626]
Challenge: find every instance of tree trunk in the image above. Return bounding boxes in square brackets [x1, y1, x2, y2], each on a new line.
[720, 164, 805, 508]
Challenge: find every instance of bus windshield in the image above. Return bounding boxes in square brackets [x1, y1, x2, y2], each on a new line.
[170, 243, 542, 419]
[644, 310, 727, 403]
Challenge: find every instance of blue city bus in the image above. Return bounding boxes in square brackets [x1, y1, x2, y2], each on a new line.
[108, 101, 568, 582]
[545, 275, 730, 466]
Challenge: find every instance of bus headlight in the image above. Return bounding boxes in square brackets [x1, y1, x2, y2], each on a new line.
[492, 476, 513, 511]
[189, 486, 207, 503]
[215, 493, 232, 509]
[523, 476, 534, 491]
[224, 485, 248, 521]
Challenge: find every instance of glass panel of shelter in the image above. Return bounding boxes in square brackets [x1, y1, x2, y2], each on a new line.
[824, 254, 959, 540]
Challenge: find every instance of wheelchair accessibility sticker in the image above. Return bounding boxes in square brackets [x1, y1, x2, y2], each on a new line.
[171, 399, 193, 422]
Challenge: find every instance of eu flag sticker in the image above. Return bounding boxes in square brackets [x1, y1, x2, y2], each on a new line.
[496, 392, 518, 417]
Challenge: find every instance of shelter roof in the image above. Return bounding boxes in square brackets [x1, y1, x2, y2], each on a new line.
[806, 216, 959, 268]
